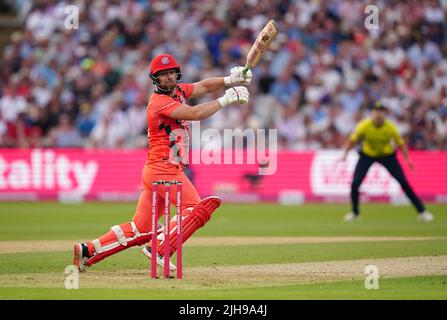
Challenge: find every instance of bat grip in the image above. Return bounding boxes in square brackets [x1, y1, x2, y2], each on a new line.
[242, 65, 250, 77]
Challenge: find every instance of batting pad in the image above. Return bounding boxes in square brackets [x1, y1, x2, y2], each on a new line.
[157, 196, 221, 257]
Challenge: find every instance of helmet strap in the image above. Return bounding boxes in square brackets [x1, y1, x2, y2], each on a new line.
[150, 70, 183, 95]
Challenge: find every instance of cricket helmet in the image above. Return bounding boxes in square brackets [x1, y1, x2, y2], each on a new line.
[149, 54, 181, 80]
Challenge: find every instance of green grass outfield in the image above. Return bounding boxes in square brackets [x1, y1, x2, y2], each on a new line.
[0, 202, 446, 299]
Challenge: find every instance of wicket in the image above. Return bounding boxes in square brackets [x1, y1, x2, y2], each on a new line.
[151, 180, 183, 279]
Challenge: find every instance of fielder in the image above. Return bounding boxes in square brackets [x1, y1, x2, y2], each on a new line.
[73, 54, 252, 272]
[341, 101, 434, 222]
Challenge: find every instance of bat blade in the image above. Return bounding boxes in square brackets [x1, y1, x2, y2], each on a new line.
[243, 20, 279, 75]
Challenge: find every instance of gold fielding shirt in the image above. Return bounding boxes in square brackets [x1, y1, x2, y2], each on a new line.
[350, 119, 404, 157]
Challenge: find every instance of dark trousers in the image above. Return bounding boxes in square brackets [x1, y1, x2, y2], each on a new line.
[351, 152, 425, 215]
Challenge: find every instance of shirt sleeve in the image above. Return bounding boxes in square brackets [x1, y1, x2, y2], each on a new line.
[389, 121, 404, 146]
[350, 120, 366, 143]
[178, 83, 195, 99]
[150, 95, 183, 117]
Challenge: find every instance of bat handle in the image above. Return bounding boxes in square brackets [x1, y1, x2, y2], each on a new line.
[242, 65, 250, 77]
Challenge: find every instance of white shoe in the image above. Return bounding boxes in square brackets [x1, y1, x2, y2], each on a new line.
[142, 245, 176, 271]
[418, 211, 434, 223]
[343, 212, 359, 222]
[73, 243, 88, 272]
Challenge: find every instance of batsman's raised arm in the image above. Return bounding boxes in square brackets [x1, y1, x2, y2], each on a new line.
[171, 86, 250, 121]
[190, 66, 252, 99]
[190, 77, 225, 98]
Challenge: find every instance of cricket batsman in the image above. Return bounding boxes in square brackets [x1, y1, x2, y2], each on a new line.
[341, 101, 434, 222]
[73, 54, 252, 272]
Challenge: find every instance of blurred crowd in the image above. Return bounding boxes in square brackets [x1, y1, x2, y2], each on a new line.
[1, 0, 447, 150]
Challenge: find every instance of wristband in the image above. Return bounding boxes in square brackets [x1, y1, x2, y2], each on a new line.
[217, 96, 228, 107]
[224, 76, 231, 86]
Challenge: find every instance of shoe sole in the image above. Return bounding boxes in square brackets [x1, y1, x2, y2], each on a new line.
[73, 244, 86, 272]
[142, 246, 176, 271]
[142, 246, 151, 259]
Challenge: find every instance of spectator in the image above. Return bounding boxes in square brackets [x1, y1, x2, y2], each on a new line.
[126, 93, 148, 148]
[1, 0, 446, 151]
[338, 80, 364, 114]
[0, 110, 7, 146]
[269, 68, 300, 107]
[0, 80, 28, 122]
[76, 102, 96, 139]
[90, 95, 130, 148]
[47, 113, 82, 147]
[274, 105, 306, 149]
[2, 112, 41, 148]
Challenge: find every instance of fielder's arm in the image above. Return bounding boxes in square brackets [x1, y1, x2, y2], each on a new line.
[391, 125, 414, 170]
[341, 138, 357, 161]
[397, 142, 415, 170]
[342, 121, 365, 161]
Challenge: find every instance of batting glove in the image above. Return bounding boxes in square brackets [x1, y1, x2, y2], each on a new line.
[218, 86, 250, 107]
[224, 66, 252, 86]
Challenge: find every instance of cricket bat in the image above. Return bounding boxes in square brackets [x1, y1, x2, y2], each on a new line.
[242, 19, 279, 76]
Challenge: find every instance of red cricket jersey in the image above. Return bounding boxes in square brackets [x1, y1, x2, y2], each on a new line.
[146, 83, 194, 167]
